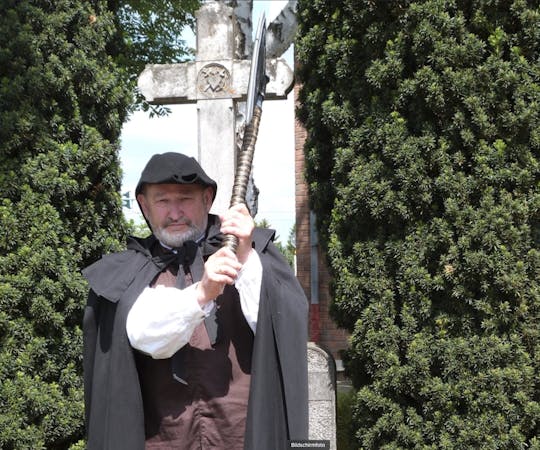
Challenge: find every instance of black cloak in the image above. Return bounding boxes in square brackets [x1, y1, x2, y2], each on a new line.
[82, 216, 309, 449]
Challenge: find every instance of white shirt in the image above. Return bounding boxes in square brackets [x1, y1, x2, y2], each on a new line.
[126, 250, 262, 359]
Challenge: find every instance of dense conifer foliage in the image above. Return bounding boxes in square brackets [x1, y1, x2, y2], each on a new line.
[0, 2, 130, 446]
[0, 0, 197, 447]
[296, 1, 539, 447]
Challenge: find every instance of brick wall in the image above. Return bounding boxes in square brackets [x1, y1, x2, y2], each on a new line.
[293, 82, 349, 364]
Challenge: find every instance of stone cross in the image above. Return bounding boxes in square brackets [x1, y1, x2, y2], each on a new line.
[137, 1, 294, 214]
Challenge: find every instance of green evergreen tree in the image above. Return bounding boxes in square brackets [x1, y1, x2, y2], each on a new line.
[114, 0, 200, 115]
[0, 2, 129, 447]
[296, 0, 539, 447]
[0, 0, 198, 447]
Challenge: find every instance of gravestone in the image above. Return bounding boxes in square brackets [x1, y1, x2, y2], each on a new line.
[138, 1, 293, 214]
[308, 342, 337, 450]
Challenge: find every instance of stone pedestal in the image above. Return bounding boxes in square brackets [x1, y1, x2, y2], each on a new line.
[308, 342, 337, 450]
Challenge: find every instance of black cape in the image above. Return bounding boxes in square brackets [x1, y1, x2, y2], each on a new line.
[82, 215, 309, 449]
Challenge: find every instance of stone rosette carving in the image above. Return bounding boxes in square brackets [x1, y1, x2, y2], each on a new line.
[197, 63, 231, 97]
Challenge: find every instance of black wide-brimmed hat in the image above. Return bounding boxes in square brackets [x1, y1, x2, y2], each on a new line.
[135, 152, 217, 199]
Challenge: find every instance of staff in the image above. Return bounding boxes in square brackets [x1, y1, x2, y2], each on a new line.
[223, 13, 268, 252]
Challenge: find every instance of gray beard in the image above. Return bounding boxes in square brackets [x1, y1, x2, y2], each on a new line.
[153, 223, 203, 248]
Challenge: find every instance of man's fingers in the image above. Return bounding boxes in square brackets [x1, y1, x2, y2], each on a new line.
[220, 204, 254, 231]
[206, 249, 241, 282]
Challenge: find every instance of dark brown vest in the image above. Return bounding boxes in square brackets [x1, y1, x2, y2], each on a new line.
[134, 253, 254, 449]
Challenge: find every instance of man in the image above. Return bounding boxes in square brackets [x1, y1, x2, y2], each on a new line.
[83, 152, 309, 450]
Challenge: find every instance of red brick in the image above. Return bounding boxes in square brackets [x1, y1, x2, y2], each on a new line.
[293, 81, 349, 363]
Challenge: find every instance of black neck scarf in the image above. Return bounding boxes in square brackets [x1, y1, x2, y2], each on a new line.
[151, 216, 224, 272]
[152, 240, 199, 273]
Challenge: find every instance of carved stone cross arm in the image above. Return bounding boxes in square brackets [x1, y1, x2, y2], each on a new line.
[138, 58, 293, 105]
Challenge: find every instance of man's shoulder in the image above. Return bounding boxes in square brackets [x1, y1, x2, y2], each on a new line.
[89, 247, 140, 267]
[85, 235, 151, 270]
[253, 227, 276, 252]
[82, 236, 158, 302]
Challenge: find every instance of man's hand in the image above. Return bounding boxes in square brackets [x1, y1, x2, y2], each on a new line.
[219, 203, 255, 265]
[196, 247, 241, 305]
[195, 204, 254, 306]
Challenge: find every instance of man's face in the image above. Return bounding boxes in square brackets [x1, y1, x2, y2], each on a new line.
[137, 183, 214, 247]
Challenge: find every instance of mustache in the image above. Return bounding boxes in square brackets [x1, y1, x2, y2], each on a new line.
[164, 218, 192, 227]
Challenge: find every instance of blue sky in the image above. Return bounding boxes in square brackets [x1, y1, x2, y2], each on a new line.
[120, 1, 295, 241]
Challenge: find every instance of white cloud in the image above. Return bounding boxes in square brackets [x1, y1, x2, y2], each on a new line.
[253, 91, 295, 237]
[120, 104, 197, 190]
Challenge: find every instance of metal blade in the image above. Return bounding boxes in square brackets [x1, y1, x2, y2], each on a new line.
[245, 12, 267, 124]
